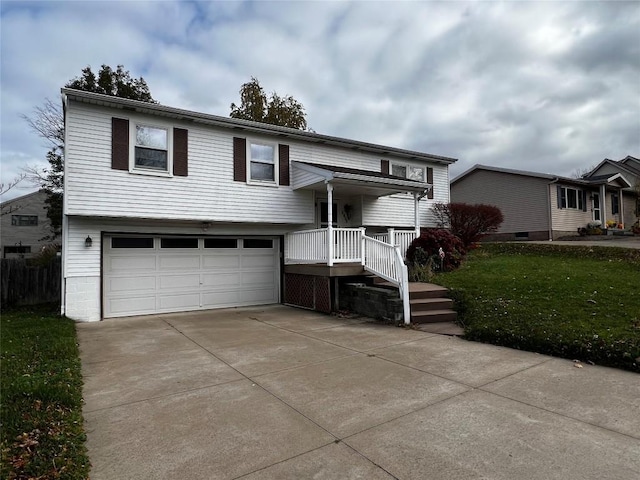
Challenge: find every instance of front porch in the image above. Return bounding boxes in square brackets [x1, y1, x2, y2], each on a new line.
[284, 227, 415, 323]
[283, 160, 458, 325]
[282, 227, 458, 326]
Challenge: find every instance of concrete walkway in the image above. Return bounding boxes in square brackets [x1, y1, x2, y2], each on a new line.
[77, 306, 640, 480]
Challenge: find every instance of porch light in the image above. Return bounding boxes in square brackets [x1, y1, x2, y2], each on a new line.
[85, 235, 93, 248]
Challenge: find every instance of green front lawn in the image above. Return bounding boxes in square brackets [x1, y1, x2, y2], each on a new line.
[436, 243, 640, 372]
[1, 304, 90, 479]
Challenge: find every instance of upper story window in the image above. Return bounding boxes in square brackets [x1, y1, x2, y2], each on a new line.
[391, 162, 426, 182]
[112, 117, 188, 177]
[135, 125, 169, 171]
[249, 142, 277, 183]
[11, 215, 38, 226]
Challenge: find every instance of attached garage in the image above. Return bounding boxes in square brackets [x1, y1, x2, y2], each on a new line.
[103, 235, 280, 318]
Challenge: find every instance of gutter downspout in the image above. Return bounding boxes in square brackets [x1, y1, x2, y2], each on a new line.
[60, 93, 68, 316]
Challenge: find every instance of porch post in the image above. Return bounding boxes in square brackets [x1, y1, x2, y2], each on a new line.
[600, 184, 607, 227]
[619, 187, 624, 226]
[326, 182, 334, 266]
[413, 192, 421, 237]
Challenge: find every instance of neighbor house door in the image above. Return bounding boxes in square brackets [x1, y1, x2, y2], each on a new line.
[592, 193, 601, 222]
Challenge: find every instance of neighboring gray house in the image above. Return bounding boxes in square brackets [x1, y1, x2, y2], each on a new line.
[583, 156, 640, 229]
[450, 163, 635, 241]
[0, 190, 53, 258]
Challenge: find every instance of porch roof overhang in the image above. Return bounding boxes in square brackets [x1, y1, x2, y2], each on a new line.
[551, 172, 632, 190]
[291, 161, 431, 197]
[580, 173, 632, 189]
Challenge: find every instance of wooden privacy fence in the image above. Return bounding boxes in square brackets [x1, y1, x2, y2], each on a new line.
[1, 257, 61, 307]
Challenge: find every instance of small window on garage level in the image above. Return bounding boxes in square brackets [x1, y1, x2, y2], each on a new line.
[112, 237, 154, 248]
[160, 238, 199, 248]
[204, 238, 238, 249]
[243, 239, 273, 249]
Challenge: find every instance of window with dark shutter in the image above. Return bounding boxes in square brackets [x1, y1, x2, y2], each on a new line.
[233, 137, 247, 182]
[173, 128, 188, 176]
[557, 186, 566, 209]
[427, 167, 434, 199]
[612, 193, 620, 215]
[112, 118, 129, 170]
[381, 159, 389, 175]
[279, 144, 290, 186]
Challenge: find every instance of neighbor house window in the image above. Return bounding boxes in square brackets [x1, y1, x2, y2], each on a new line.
[391, 162, 425, 182]
[558, 187, 583, 210]
[4, 245, 31, 256]
[11, 215, 38, 226]
[248, 142, 276, 182]
[135, 125, 168, 171]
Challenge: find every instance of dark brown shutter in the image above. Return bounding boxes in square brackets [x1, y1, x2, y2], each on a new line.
[279, 144, 290, 186]
[233, 137, 246, 182]
[427, 167, 434, 199]
[173, 128, 188, 176]
[381, 159, 389, 175]
[112, 118, 129, 170]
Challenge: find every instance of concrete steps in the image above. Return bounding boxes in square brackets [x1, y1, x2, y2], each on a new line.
[371, 277, 458, 325]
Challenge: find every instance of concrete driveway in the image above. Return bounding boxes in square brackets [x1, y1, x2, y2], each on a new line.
[77, 305, 640, 480]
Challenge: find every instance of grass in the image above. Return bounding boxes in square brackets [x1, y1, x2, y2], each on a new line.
[1, 304, 90, 479]
[435, 243, 640, 373]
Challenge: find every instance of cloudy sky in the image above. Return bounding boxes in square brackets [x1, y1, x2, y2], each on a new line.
[1, 0, 639, 200]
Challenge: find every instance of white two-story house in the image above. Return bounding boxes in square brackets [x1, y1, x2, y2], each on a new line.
[61, 89, 456, 322]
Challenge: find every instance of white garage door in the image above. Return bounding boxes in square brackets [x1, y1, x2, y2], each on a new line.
[103, 235, 280, 318]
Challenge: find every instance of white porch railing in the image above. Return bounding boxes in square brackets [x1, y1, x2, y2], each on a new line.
[362, 236, 411, 324]
[285, 228, 329, 264]
[332, 228, 365, 263]
[370, 229, 417, 260]
[394, 230, 417, 260]
[284, 227, 413, 324]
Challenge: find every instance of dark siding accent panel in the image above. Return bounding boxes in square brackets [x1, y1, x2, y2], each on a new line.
[427, 167, 434, 199]
[381, 159, 389, 174]
[173, 128, 188, 176]
[233, 137, 246, 182]
[279, 144, 290, 186]
[112, 118, 129, 171]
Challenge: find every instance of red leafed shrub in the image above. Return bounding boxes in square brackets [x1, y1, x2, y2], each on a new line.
[406, 228, 466, 272]
[433, 203, 504, 248]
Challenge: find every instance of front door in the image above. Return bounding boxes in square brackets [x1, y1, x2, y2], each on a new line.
[317, 200, 339, 228]
[592, 193, 601, 222]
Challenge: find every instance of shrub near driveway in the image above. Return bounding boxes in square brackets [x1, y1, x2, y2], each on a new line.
[436, 243, 640, 373]
[0, 304, 89, 480]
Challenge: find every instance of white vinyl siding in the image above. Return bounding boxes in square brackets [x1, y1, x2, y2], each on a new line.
[64, 103, 313, 224]
[361, 164, 448, 228]
[65, 101, 450, 229]
[550, 186, 592, 232]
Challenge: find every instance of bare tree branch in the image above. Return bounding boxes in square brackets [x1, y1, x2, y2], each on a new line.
[0, 172, 27, 196]
[20, 98, 64, 149]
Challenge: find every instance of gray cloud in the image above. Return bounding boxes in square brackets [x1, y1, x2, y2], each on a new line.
[1, 0, 638, 199]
